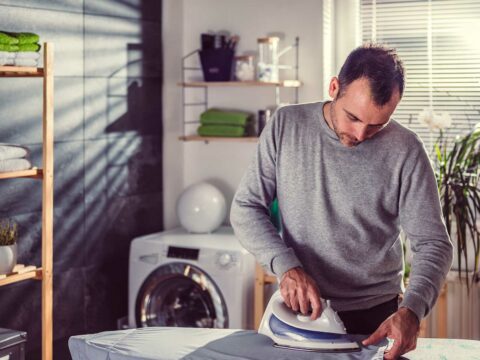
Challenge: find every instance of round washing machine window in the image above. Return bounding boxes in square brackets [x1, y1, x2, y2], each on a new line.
[136, 262, 228, 328]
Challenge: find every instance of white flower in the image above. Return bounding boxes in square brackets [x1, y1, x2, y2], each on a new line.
[418, 107, 452, 131]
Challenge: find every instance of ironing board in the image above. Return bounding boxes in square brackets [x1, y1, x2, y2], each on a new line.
[69, 327, 480, 360]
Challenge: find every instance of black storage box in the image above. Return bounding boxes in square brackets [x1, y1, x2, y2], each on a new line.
[199, 48, 234, 81]
[0, 328, 26, 360]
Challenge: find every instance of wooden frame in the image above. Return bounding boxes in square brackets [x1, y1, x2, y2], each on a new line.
[0, 42, 54, 360]
[253, 263, 277, 330]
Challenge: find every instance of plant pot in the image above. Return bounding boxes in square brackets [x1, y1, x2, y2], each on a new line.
[0, 243, 17, 275]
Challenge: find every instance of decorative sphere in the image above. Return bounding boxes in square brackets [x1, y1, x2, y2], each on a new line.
[176, 182, 227, 233]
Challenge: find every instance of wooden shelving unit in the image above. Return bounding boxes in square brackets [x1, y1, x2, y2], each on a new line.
[0, 43, 54, 360]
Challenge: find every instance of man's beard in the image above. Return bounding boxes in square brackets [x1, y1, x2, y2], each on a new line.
[330, 99, 359, 147]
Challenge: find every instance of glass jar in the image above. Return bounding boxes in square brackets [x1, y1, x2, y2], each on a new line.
[235, 55, 255, 81]
[257, 37, 279, 82]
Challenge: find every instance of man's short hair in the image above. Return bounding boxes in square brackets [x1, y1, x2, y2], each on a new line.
[337, 43, 405, 106]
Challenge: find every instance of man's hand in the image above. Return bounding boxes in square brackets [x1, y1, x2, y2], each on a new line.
[362, 307, 420, 359]
[279, 266, 322, 320]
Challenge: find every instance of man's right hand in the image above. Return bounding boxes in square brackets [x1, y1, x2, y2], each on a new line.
[279, 266, 323, 320]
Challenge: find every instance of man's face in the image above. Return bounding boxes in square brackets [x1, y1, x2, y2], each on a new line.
[328, 77, 401, 147]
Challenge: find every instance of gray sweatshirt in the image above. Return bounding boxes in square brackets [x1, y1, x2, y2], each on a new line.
[230, 101, 453, 321]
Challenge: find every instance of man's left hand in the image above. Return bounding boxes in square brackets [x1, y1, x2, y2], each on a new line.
[362, 307, 420, 360]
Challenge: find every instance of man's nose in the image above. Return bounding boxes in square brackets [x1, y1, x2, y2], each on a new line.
[356, 126, 369, 142]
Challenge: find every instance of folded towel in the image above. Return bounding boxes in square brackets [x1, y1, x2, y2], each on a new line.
[197, 125, 246, 137]
[0, 57, 15, 66]
[200, 108, 252, 127]
[14, 58, 38, 67]
[0, 32, 19, 45]
[0, 51, 15, 58]
[0, 43, 41, 52]
[0, 159, 32, 172]
[9, 32, 39, 45]
[15, 51, 40, 60]
[18, 43, 41, 52]
[0, 44, 19, 52]
[0, 144, 30, 161]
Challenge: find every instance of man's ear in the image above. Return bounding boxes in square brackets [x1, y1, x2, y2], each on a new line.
[329, 77, 340, 99]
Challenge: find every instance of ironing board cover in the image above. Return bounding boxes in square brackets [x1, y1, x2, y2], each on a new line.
[69, 327, 480, 360]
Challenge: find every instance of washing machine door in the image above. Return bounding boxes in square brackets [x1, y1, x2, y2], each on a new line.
[136, 262, 228, 328]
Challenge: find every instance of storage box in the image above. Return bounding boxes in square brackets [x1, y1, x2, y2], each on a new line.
[0, 328, 26, 360]
[199, 48, 235, 82]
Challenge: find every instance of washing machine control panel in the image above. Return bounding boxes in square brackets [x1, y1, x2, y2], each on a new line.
[167, 246, 199, 260]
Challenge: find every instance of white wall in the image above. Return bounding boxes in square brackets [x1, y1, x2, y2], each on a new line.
[163, 0, 358, 229]
[162, 0, 185, 229]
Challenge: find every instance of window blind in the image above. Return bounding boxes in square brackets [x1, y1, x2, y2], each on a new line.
[360, 0, 480, 151]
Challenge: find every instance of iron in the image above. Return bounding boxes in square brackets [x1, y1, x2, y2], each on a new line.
[258, 290, 360, 352]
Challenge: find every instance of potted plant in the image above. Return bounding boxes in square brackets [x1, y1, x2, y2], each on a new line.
[420, 106, 480, 288]
[0, 219, 18, 275]
[434, 124, 480, 288]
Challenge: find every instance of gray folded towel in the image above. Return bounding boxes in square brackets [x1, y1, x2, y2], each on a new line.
[0, 144, 30, 160]
[0, 158, 32, 172]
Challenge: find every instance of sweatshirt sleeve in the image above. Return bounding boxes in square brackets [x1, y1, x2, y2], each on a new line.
[398, 137, 453, 321]
[230, 110, 302, 277]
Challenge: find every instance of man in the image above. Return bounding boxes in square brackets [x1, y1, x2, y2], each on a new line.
[230, 43, 453, 359]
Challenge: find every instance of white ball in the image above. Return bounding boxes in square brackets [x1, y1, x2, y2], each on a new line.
[176, 182, 227, 233]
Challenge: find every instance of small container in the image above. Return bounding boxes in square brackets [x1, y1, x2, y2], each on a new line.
[257, 37, 279, 82]
[235, 55, 255, 81]
[199, 48, 235, 82]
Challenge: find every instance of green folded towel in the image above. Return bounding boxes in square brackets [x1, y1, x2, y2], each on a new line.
[0, 44, 19, 52]
[18, 43, 41, 52]
[0, 43, 40, 52]
[197, 125, 246, 137]
[200, 108, 251, 127]
[0, 32, 18, 45]
[10, 32, 39, 45]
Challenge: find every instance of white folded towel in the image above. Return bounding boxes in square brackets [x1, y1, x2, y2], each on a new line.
[0, 144, 30, 160]
[13, 58, 38, 67]
[0, 159, 32, 172]
[0, 51, 15, 58]
[0, 57, 14, 66]
[15, 52, 40, 60]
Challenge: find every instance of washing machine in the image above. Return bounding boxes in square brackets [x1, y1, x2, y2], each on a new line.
[128, 226, 256, 330]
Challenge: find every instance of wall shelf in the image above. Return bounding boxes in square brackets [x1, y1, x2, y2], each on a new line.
[0, 66, 44, 77]
[0, 168, 43, 180]
[178, 135, 258, 143]
[0, 266, 43, 286]
[179, 37, 301, 141]
[178, 80, 301, 88]
[0, 43, 54, 360]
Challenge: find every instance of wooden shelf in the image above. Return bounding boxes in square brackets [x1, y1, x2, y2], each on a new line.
[0, 266, 42, 286]
[0, 168, 43, 180]
[179, 135, 259, 143]
[0, 66, 44, 77]
[0, 43, 54, 360]
[178, 80, 301, 88]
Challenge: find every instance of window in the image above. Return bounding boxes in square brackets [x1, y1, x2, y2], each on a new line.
[360, 0, 480, 150]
